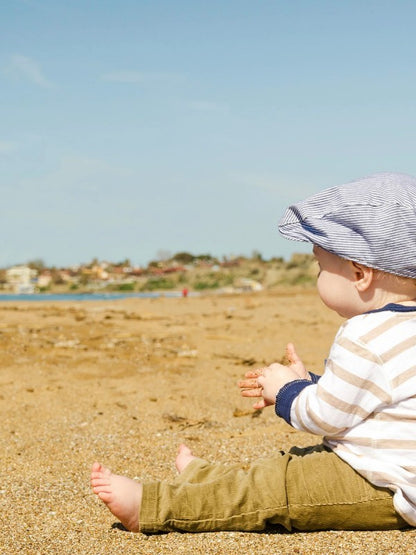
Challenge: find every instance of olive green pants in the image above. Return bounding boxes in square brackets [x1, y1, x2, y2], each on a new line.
[140, 444, 407, 533]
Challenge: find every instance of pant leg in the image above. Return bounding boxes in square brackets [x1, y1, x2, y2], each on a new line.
[286, 444, 407, 531]
[139, 444, 407, 533]
[140, 452, 292, 533]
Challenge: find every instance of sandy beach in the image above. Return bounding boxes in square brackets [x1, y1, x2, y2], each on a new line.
[2, 289, 416, 554]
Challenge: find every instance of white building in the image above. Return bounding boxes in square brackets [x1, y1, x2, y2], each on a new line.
[6, 265, 37, 293]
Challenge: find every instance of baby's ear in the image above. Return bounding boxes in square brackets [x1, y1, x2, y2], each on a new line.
[351, 261, 374, 292]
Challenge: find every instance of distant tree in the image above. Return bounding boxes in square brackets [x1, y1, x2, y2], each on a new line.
[115, 258, 131, 267]
[27, 258, 46, 272]
[286, 253, 315, 269]
[88, 257, 99, 268]
[195, 253, 215, 262]
[79, 273, 90, 286]
[251, 250, 263, 262]
[172, 252, 195, 264]
[50, 267, 64, 285]
[147, 260, 160, 268]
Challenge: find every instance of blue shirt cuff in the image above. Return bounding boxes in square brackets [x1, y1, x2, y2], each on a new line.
[275, 379, 315, 424]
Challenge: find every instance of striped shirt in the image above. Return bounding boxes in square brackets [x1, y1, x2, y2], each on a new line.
[286, 305, 416, 526]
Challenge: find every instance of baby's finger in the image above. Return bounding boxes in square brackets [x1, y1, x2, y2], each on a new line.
[286, 343, 300, 365]
[238, 378, 259, 389]
[241, 387, 263, 398]
[252, 399, 266, 410]
[243, 368, 266, 379]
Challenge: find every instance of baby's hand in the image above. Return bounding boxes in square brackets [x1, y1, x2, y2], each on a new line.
[257, 363, 302, 406]
[238, 367, 269, 409]
[238, 344, 310, 409]
[284, 343, 309, 380]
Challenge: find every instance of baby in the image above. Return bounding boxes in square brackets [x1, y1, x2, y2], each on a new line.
[92, 172, 416, 533]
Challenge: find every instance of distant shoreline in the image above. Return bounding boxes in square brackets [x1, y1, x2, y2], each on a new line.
[0, 291, 199, 302]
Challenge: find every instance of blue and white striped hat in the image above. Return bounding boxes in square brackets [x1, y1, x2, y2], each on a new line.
[278, 172, 416, 279]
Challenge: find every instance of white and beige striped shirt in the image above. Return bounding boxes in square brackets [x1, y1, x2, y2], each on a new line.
[290, 305, 416, 526]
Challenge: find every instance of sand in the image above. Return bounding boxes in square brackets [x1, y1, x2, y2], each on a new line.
[1, 288, 415, 554]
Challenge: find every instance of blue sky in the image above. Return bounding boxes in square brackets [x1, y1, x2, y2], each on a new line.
[1, 0, 416, 267]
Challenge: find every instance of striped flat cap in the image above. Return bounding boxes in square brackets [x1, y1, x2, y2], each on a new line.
[278, 172, 416, 278]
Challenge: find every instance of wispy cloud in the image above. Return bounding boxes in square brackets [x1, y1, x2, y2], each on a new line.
[101, 71, 150, 83]
[10, 54, 54, 88]
[0, 140, 18, 155]
[189, 100, 228, 113]
[20, 155, 133, 194]
[101, 70, 182, 84]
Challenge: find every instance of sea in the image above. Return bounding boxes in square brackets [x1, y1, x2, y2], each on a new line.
[0, 291, 196, 302]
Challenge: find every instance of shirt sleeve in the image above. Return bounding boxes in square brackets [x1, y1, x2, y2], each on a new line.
[275, 379, 315, 423]
[274, 373, 321, 424]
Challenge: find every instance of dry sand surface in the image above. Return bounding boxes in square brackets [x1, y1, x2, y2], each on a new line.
[1, 288, 415, 554]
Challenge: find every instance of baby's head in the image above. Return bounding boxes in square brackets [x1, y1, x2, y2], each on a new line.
[279, 172, 416, 280]
[279, 172, 416, 316]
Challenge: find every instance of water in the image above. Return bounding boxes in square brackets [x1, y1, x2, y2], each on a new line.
[0, 291, 194, 302]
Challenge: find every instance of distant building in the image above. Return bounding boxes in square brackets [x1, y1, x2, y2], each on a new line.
[37, 271, 52, 288]
[236, 278, 263, 292]
[6, 265, 37, 293]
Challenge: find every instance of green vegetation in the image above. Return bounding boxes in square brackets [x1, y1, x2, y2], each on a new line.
[171, 251, 195, 264]
[193, 271, 233, 290]
[116, 282, 136, 291]
[194, 280, 219, 290]
[141, 277, 175, 291]
[38, 286, 49, 293]
[2, 251, 318, 294]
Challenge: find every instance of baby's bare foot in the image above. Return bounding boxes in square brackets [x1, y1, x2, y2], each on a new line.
[175, 443, 197, 473]
[91, 462, 142, 532]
